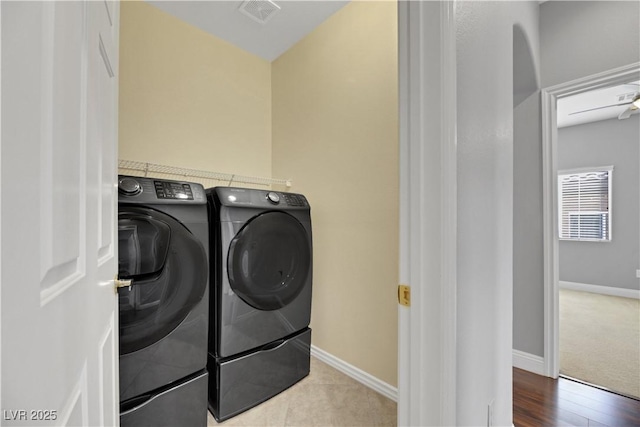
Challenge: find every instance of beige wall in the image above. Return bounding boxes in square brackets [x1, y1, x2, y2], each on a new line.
[119, 1, 272, 181]
[272, 1, 398, 386]
[119, 1, 398, 387]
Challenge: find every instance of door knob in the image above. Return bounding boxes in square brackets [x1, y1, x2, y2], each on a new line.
[114, 276, 133, 293]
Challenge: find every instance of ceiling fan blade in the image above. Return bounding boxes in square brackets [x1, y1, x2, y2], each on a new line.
[569, 102, 630, 115]
[618, 107, 633, 120]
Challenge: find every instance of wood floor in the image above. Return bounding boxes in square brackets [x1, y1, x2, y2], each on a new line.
[513, 368, 640, 427]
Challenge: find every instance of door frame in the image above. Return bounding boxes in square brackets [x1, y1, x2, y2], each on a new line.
[541, 62, 640, 378]
[0, 0, 3, 409]
[398, 1, 457, 424]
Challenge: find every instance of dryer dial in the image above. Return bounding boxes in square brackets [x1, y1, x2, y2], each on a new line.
[119, 177, 142, 196]
[266, 192, 280, 204]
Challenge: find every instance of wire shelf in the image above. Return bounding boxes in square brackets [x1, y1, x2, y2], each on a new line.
[118, 160, 292, 188]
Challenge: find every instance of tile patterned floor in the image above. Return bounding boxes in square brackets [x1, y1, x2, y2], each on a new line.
[207, 357, 397, 426]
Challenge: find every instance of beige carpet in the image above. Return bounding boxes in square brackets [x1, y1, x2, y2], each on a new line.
[560, 288, 640, 399]
[208, 356, 397, 426]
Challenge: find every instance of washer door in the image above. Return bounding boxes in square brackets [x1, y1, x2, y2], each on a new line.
[118, 207, 207, 355]
[227, 211, 311, 311]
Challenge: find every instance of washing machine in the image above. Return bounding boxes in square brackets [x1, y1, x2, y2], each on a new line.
[207, 187, 313, 422]
[117, 175, 209, 427]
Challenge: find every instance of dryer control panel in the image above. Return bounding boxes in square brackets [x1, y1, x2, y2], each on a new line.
[213, 187, 309, 209]
[282, 193, 307, 207]
[118, 175, 206, 204]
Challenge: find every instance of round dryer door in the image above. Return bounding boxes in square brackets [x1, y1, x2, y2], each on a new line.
[118, 207, 207, 355]
[228, 211, 311, 311]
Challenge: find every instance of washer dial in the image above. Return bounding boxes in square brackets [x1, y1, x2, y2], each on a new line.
[119, 177, 142, 196]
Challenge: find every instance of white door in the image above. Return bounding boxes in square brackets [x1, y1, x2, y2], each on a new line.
[1, 1, 120, 426]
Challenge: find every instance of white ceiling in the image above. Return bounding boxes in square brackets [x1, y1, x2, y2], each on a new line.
[146, 0, 350, 62]
[557, 81, 640, 128]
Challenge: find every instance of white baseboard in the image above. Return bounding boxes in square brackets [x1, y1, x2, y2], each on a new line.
[559, 281, 640, 299]
[310, 345, 398, 402]
[512, 349, 545, 376]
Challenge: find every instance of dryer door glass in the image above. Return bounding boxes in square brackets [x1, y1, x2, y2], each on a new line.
[228, 211, 311, 311]
[118, 207, 207, 354]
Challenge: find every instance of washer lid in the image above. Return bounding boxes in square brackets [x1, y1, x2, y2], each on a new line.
[227, 211, 311, 311]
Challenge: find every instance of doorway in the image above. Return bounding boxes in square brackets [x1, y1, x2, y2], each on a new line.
[541, 63, 640, 398]
[555, 81, 640, 399]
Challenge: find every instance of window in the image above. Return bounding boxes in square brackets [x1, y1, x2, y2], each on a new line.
[558, 166, 612, 241]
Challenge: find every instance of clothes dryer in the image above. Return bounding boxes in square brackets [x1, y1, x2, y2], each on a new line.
[117, 175, 209, 427]
[207, 187, 313, 421]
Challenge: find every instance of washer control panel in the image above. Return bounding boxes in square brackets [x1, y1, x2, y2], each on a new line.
[118, 176, 205, 204]
[154, 180, 193, 200]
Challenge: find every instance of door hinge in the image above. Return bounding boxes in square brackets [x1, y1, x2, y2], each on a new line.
[398, 284, 410, 307]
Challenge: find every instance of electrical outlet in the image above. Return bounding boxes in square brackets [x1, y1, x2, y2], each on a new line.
[636, 269, 640, 279]
[487, 399, 494, 427]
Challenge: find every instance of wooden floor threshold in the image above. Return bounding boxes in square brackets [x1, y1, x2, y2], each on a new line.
[559, 373, 640, 403]
[513, 368, 640, 427]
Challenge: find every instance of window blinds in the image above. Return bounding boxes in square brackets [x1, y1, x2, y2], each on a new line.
[558, 167, 612, 241]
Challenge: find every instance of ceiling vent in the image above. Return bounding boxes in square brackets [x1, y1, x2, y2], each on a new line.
[238, 0, 281, 25]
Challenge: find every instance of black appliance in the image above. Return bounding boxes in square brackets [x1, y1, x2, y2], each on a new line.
[117, 175, 209, 427]
[207, 187, 313, 422]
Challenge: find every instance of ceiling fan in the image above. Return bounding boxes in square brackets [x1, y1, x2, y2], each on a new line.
[569, 89, 640, 120]
[619, 94, 640, 119]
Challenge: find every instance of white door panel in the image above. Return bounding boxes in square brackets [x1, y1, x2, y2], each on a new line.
[1, 1, 119, 426]
[39, 0, 86, 304]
